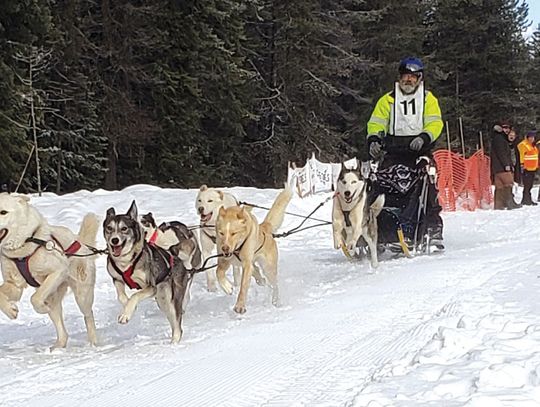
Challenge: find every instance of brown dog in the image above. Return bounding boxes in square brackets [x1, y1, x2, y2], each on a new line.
[215, 186, 292, 314]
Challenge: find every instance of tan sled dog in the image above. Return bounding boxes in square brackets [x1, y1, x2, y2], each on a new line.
[215, 185, 292, 314]
[0, 193, 99, 348]
[195, 185, 240, 291]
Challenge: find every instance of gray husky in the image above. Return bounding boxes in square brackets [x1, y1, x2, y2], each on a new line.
[103, 201, 197, 343]
[332, 161, 385, 268]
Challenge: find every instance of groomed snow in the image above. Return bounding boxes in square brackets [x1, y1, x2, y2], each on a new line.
[1, 185, 540, 406]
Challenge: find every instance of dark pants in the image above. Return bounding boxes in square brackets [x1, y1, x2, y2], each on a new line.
[522, 170, 535, 204]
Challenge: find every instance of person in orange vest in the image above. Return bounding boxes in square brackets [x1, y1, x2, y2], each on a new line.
[517, 130, 538, 206]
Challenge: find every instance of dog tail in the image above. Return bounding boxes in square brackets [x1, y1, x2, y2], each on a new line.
[77, 213, 99, 246]
[370, 194, 385, 217]
[263, 184, 293, 233]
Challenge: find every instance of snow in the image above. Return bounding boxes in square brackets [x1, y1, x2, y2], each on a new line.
[2, 184, 540, 406]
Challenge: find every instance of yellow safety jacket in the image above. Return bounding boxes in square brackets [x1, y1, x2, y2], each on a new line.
[367, 87, 443, 142]
[518, 139, 539, 171]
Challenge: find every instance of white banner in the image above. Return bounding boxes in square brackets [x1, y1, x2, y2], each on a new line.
[288, 154, 360, 198]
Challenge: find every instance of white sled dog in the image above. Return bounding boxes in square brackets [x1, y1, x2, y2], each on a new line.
[332, 162, 385, 268]
[215, 185, 292, 314]
[0, 193, 99, 348]
[195, 185, 241, 291]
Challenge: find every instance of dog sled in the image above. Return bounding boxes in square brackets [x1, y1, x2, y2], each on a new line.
[354, 157, 445, 259]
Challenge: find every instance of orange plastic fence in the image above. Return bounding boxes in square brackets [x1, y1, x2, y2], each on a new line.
[433, 149, 493, 211]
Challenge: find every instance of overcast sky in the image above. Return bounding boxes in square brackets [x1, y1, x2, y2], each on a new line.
[526, 0, 539, 38]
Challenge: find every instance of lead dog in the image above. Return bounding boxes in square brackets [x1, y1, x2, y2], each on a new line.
[104, 201, 195, 343]
[215, 185, 292, 313]
[332, 162, 385, 267]
[0, 193, 99, 348]
[195, 185, 241, 291]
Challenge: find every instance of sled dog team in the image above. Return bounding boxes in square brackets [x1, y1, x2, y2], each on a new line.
[0, 161, 383, 348]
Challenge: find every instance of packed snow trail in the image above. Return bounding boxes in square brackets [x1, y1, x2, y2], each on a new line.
[0, 185, 539, 406]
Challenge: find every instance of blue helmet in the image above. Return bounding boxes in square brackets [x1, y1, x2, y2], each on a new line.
[398, 57, 424, 75]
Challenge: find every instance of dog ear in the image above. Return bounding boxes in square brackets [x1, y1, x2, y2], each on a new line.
[338, 163, 347, 180]
[238, 206, 248, 219]
[218, 190, 224, 200]
[16, 195, 30, 205]
[127, 200, 138, 220]
[106, 207, 116, 218]
[218, 206, 227, 218]
[200, 184, 208, 191]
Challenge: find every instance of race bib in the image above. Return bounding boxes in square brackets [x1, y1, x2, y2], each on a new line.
[390, 82, 424, 136]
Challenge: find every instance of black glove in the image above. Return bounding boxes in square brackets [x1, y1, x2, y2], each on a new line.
[409, 133, 431, 152]
[367, 135, 383, 159]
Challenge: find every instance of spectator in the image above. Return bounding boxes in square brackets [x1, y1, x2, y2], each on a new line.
[508, 129, 521, 184]
[517, 130, 538, 205]
[491, 122, 521, 210]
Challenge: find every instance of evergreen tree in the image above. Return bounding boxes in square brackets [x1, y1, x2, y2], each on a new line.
[241, 0, 376, 185]
[527, 24, 540, 128]
[426, 0, 531, 150]
[39, 0, 108, 193]
[152, 0, 253, 187]
[0, 1, 51, 190]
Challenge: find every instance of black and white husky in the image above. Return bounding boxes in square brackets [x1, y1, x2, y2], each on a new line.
[103, 201, 198, 343]
[332, 161, 385, 267]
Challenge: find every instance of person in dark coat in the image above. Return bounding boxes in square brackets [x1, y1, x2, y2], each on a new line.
[508, 130, 521, 184]
[491, 122, 521, 210]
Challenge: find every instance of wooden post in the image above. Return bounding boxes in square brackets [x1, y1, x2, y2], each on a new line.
[445, 121, 451, 151]
[458, 117, 466, 158]
[479, 131, 484, 152]
[15, 145, 35, 193]
[28, 52, 42, 196]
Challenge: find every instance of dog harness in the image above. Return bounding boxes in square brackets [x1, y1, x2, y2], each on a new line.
[232, 233, 266, 262]
[109, 245, 175, 290]
[341, 211, 353, 227]
[202, 229, 216, 244]
[11, 236, 82, 288]
[109, 250, 144, 290]
[148, 230, 159, 246]
[337, 182, 368, 229]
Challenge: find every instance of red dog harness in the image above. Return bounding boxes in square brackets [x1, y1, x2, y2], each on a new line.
[12, 237, 82, 288]
[108, 244, 175, 290]
[148, 230, 159, 246]
[108, 250, 144, 290]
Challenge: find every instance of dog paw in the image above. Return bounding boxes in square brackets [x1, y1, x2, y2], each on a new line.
[206, 284, 218, 293]
[2, 302, 19, 319]
[118, 312, 131, 324]
[233, 303, 247, 314]
[219, 278, 234, 296]
[171, 331, 183, 344]
[50, 337, 68, 351]
[254, 276, 266, 286]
